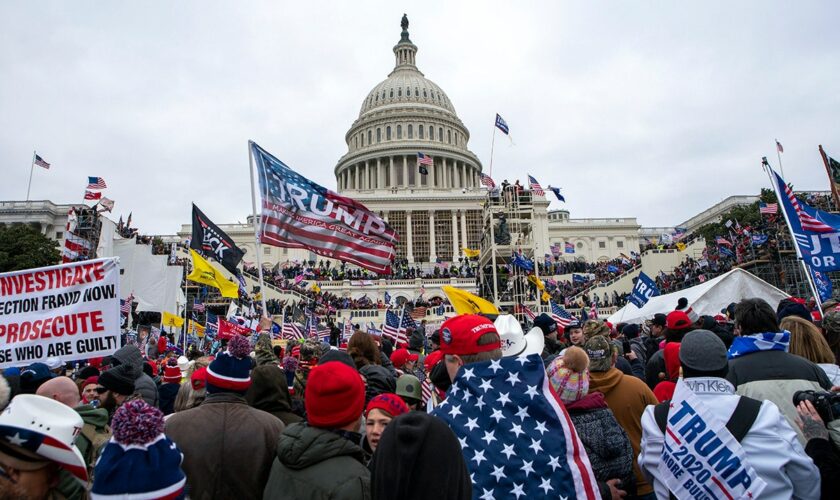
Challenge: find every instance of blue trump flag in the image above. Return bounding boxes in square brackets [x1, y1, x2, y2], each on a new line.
[572, 273, 587, 283]
[495, 113, 509, 135]
[548, 186, 565, 202]
[629, 272, 660, 308]
[769, 167, 840, 271]
[812, 269, 833, 303]
[511, 252, 534, 272]
[751, 234, 769, 246]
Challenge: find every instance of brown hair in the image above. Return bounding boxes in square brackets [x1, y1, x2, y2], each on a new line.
[782, 316, 836, 364]
[347, 331, 381, 369]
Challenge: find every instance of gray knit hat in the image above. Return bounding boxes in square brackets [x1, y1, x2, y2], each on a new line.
[679, 329, 727, 371]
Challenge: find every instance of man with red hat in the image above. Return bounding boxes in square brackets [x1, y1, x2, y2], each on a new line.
[644, 310, 694, 389]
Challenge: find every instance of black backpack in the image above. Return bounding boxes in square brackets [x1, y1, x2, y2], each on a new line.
[653, 396, 762, 499]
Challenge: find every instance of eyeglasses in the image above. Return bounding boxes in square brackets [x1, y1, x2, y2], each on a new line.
[95, 386, 108, 394]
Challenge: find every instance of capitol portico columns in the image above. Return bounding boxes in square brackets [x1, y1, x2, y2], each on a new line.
[428, 210, 437, 262]
[460, 210, 468, 257]
[451, 210, 459, 258]
[377, 158, 384, 189]
[406, 210, 414, 263]
[403, 156, 409, 189]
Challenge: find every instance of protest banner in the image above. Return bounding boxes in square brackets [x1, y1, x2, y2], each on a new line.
[218, 318, 251, 340]
[0, 258, 121, 369]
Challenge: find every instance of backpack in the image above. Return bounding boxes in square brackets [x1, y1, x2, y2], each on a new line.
[80, 422, 112, 472]
[653, 396, 762, 499]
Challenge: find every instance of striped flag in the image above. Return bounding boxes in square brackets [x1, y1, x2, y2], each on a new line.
[282, 321, 304, 340]
[86, 176, 107, 189]
[62, 233, 92, 263]
[528, 175, 545, 196]
[382, 309, 407, 345]
[410, 306, 427, 321]
[715, 237, 733, 247]
[120, 293, 134, 315]
[479, 173, 496, 188]
[421, 378, 432, 404]
[34, 154, 50, 169]
[251, 142, 398, 274]
[759, 202, 778, 215]
[193, 300, 205, 313]
[515, 303, 537, 321]
[777, 173, 835, 232]
[549, 300, 573, 328]
[776, 139, 784, 153]
[84, 191, 101, 201]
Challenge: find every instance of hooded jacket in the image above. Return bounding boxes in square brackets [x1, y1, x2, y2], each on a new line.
[166, 392, 285, 499]
[371, 412, 471, 500]
[111, 344, 158, 407]
[588, 367, 658, 496]
[359, 365, 396, 405]
[263, 422, 371, 499]
[727, 348, 832, 444]
[639, 377, 820, 499]
[565, 392, 634, 488]
[246, 364, 303, 426]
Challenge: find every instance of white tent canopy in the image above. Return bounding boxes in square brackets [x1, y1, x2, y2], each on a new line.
[607, 268, 789, 325]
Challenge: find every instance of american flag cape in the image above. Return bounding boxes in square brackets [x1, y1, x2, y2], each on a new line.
[431, 355, 599, 499]
[251, 141, 398, 273]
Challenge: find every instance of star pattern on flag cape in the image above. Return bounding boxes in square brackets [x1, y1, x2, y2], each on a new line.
[432, 355, 598, 500]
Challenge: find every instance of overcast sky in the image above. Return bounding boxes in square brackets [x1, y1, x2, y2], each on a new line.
[2, 1, 839, 235]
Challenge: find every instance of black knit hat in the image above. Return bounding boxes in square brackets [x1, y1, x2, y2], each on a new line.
[99, 364, 136, 396]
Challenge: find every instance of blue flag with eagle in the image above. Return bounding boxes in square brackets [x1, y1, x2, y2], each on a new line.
[432, 355, 599, 499]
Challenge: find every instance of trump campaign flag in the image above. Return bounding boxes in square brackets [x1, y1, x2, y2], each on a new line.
[191, 204, 245, 275]
[768, 166, 840, 271]
[629, 272, 660, 308]
[251, 142, 398, 274]
[432, 355, 599, 499]
[0, 258, 121, 368]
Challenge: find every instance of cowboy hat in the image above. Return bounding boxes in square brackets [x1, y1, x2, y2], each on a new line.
[494, 315, 545, 358]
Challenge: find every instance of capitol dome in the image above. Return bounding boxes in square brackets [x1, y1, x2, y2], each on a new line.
[335, 15, 483, 194]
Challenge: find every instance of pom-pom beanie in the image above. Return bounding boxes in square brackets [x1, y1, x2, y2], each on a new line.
[206, 335, 252, 394]
[162, 358, 182, 384]
[546, 346, 590, 404]
[92, 399, 186, 499]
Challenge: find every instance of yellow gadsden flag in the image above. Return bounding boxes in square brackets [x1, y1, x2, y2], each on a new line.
[676, 242, 687, 252]
[442, 285, 499, 315]
[187, 249, 239, 298]
[162, 311, 184, 328]
[463, 248, 480, 258]
[188, 320, 206, 338]
[527, 274, 545, 290]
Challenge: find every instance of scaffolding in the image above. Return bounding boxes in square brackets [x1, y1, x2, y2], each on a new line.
[68, 207, 102, 261]
[477, 187, 542, 322]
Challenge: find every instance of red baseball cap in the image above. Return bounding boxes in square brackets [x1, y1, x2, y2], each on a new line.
[666, 311, 692, 330]
[390, 348, 418, 369]
[423, 350, 443, 372]
[439, 315, 500, 356]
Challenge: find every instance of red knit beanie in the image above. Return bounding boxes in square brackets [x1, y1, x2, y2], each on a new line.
[365, 393, 409, 418]
[305, 361, 365, 429]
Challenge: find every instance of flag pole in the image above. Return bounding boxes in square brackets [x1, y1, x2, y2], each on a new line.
[247, 141, 269, 314]
[488, 121, 497, 178]
[818, 145, 840, 210]
[761, 157, 822, 315]
[26, 151, 36, 201]
[775, 139, 785, 179]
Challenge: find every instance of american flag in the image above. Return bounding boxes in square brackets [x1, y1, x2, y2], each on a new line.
[342, 317, 354, 341]
[252, 142, 398, 274]
[515, 303, 537, 321]
[84, 190, 101, 201]
[417, 152, 433, 166]
[308, 315, 330, 341]
[528, 175, 544, 196]
[86, 176, 107, 189]
[480, 173, 496, 189]
[715, 237, 733, 247]
[776, 139, 784, 153]
[759, 202, 778, 215]
[206, 312, 219, 336]
[549, 300, 573, 328]
[282, 321, 304, 340]
[33, 154, 50, 169]
[120, 293, 134, 315]
[431, 355, 599, 499]
[193, 300, 205, 313]
[382, 309, 408, 345]
[421, 378, 433, 404]
[772, 169, 836, 232]
[410, 306, 427, 321]
[62, 233, 92, 263]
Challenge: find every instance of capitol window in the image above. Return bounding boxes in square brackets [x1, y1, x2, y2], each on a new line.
[408, 124, 413, 138]
[447, 130, 451, 144]
[386, 126, 391, 140]
[438, 127, 443, 142]
[419, 125, 424, 139]
[429, 126, 434, 140]
[397, 125, 402, 139]
[617, 241, 624, 248]
[361, 134, 365, 147]
[355, 136, 358, 148]
[423, 89, 427, 98]
[398, 88, 402, 97]
[368, 130, 372, 145]
[415, 88, 419, 97]
[377, 128, 381, 143]
[390, 89, 394, 98]
[598, 241, 606, 249]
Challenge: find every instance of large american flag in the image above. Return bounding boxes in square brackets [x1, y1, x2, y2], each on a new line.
[432, 355, 599, 499]
[773, 169, 835, 232]
[480, 173, 496, 189]
[549, 300, 573, 328]
[34, 154, 50, 169]
[251, 142, 399, 273]
[410, 306, 428, 321]
[759, 202, 778, 215]
[86, 176, 107, 189]
[417, 152, 433, 166]
[382, 309, 407, 345]
[282, 321, 304, 340]
[528, 175, 545, 196]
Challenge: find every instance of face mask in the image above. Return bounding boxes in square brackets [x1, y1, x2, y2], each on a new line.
[429, 360, 452, 392]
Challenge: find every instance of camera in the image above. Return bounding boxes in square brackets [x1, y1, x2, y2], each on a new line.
[792, 390, 840, 423]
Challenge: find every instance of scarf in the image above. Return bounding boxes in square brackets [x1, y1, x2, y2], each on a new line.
[728, 331, 790, 359]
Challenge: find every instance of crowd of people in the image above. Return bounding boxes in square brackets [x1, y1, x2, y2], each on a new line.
[4, 289, 840, 499]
